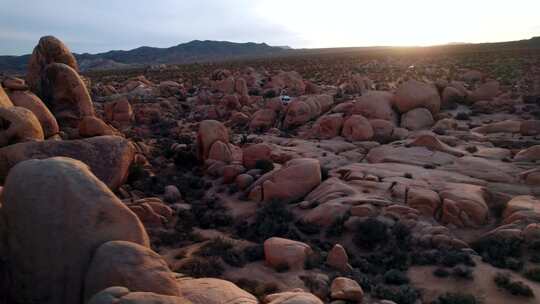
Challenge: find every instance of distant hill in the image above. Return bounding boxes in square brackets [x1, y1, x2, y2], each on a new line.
[1, 36, 539, 73]
[0, 40, 287, 73]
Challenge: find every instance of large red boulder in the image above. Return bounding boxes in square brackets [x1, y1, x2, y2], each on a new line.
[394, 80, 441, 114]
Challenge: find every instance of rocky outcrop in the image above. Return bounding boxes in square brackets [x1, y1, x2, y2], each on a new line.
[264, 237, 313, 270]
[394, 80, 441, 114]
[26, 35, 79, 97]
[283, 94, 333, 129]
[84, 241, 180, 301]
[2, 157, 148, 304]
[7, 90, 59, 137]
[0, 136, 134, 189]
[248, 158, 321, 203]
[41, 62, 95, 128]
[0, 106, 44, 147]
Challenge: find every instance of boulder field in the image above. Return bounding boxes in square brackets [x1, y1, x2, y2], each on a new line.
[0, 35, 539, 304]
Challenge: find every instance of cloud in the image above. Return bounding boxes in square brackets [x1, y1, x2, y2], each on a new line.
[0, 0, 300, 55]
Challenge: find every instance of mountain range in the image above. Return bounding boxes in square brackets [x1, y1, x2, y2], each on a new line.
[0, 40, 287, 73]
[1, 36, 540, 73]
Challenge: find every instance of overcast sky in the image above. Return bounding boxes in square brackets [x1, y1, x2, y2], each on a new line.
[1, 0, 539, 55]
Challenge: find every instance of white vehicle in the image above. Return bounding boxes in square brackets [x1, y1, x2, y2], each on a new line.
[280, 95, 292, 105]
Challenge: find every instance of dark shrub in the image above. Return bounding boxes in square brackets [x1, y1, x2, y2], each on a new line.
[451, 266, 473, 280]
[255, 159, 275, 173]
[196, 237, 234, 257]
[384, 269, 410, 285]
[234, 278, 278, 299]
[472, 236, 523, 269]
[433, 268, 450, 278]
[244, 244, 265, 262]
[525, 267, 540, 282]
[494, 272, 534, 298]
[372, 285, 419, 304]
[432, 292, 478, 304]
[237, 200, 296, 242]
[353, 218, 389, 249]
[275, 263, 290, 273]
[455, 112, 470, 120]
[177, 257, 224, 278]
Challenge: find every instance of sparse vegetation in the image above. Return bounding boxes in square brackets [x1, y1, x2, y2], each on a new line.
[432, 292, 479, 304]
[176, 257, 225, 278]
[494, 272, 534, 298]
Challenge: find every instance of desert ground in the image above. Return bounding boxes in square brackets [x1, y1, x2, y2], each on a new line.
[0, 36, 539, 304]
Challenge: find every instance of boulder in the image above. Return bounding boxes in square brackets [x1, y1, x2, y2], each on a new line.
[26, 35, 79, 97]
[369, 119, 394, 142]
[208, 141, 233, 163]
[265, 291, 323, 304]
[249, 109, 277, 131]
[442, 86, 465, 106]
[2, 76, 28, 91]
[79, 116, 115, 137]
[283, 94, 334, 129]
[104, 97, 134, 125]
[514, 145, 540, 162]
[0, 85, 14, 107]
[0, 135, 134, 189]
[351, 91, 397, 123]
[88, 287, 189, 304]
[472, 120, 521, 134]
[312, 113, 344, 139]
[407, 187, 441, 216]
[197, 120, 229, 161]
[394, 80, 441, 114]
[400, 108, 434, 130]
[264, 237, 313, 270]
[266, 71, 306, 96]
[338, 74, 371, 95]
[503, 196, 540, 224]
[439, 183, 488, 227]
[2, 157, 148, 304]
[84, 241, 180, 301]
[521, 120, 540, 136]
[330, 277, 364, 303]
[407, 134, 465, 157]
[7, 90, 59, 137]
[470, 81, 500, 101]
[326, 244, 351, 271]
[342, 115, 373, 141]
[243, 143, 273, 169]
[176, 277, 258, 304]
[42, 62, 95, 128]
[248, 158, 321, 204]
[0, 106, 44, 147]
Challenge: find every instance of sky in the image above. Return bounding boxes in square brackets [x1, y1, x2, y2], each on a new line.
[1, 0, 539, 55]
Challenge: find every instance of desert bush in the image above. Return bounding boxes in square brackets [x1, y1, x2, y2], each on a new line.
[255, 159, 274, 173]
[196, 237, 234, 257]
[192, 198, 233, 229]
[432, 292, 478, 304]
[353, 218, 389, 249]
[275, 262, 290, 273]
[451, 266, 473, 280]
[243, 244, 265, 262]
[372, 284, 419, 304]
[384, 269, 409, 285]
[525, 267, 540, 282]
[234, 278, 278, 300]
[177, 257, 224, 278]
[472, 236, 523, 269]
[494, 272, 534, 297]
[237, 200, 296, 242]
[433, 268, 450, 278]
[325, 215, 348, 237]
